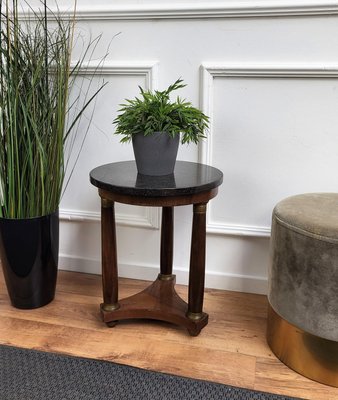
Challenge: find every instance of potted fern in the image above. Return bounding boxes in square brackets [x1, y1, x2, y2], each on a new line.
[113, 79, 209, 176]
[0, 1, 105, 309]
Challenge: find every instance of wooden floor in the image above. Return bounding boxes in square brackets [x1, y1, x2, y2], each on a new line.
[0, 270, 337, 400]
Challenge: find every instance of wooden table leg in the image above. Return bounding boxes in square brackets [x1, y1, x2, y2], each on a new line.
[187, 202, 208, 335]
[99, 201, 208, 336]
[100, 198, 119, 326]
[160, 207, 174, 278]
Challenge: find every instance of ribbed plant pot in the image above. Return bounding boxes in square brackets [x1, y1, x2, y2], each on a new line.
[132, 131, 180, 176]
[0, 210, 59, 309]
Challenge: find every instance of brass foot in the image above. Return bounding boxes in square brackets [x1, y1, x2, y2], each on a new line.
[186, 311, 204, 321]
[158, 273, 175, 281]
[101, 303, 120, 312]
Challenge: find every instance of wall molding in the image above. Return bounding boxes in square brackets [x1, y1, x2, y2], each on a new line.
[200, 63, 338, 237]
[75, 61, 159, 88]
[26, 2, 338, 20]
[63, 60, 160, 230]
[59, 207, 160, 229]
[207, 221, 271, 237]
[200, 62, 338, 164]
[59, 254, 268, 295]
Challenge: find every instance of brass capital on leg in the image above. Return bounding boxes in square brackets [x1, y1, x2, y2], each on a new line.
[101, 198, 113, 208]
[194, 203, 207, 214]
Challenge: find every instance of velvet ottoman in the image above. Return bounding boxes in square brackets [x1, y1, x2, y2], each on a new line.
[266, 193, 338, 387]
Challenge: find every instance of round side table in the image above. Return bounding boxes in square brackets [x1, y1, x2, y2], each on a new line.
[90, 161, 223, 336]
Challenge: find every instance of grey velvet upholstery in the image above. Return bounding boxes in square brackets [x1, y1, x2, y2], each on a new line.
[268, 193, 338, 341]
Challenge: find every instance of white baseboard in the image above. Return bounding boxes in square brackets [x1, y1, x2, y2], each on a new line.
[59, 255, 268, 295]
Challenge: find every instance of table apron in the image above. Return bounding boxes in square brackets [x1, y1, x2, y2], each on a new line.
[98, 188, 218, 207]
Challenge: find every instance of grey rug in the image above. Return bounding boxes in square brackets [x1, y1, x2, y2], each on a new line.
[0, 345, 301, 400]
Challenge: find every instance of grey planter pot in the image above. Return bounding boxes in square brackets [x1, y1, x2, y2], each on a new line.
[132, 131, 180, 176]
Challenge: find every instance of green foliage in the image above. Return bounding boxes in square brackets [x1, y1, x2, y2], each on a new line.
[113, 79, 209, 144]
[0, 0, 106, 218]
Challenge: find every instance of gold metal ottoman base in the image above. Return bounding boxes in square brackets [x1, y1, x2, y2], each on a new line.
[267, 303, 338, 387]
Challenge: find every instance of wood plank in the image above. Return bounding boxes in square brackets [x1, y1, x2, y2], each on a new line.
[255, 357, 338, 400]
[0, 270, 337, 399]
[0, 315, 256, 389]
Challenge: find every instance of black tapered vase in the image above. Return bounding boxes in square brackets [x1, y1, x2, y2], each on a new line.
[0, 210, 59, 309]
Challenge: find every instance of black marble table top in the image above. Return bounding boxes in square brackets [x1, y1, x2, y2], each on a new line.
[90, 161, 223, 197]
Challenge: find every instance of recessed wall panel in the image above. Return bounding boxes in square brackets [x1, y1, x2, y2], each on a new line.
[60, 64, 160, 228]
[207, 73, 338, 232]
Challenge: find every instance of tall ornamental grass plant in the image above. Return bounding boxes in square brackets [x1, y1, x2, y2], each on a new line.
[0, 0, 105, 218]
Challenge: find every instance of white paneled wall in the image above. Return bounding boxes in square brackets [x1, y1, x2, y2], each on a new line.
[57, 0, 338, 294]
